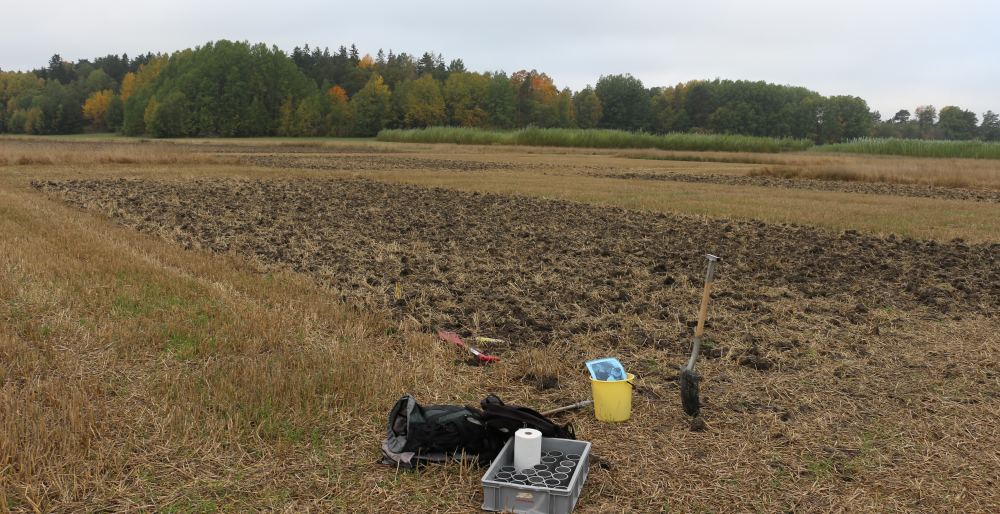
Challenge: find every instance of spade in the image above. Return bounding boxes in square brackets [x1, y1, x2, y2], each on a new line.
[679, 254, 719, 417]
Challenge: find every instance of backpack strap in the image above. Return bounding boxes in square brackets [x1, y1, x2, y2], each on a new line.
[482, 394, 504, 407]
[480, 396, 577, 440]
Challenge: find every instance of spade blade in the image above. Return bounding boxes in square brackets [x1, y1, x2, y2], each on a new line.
[679, 367, 701, 417]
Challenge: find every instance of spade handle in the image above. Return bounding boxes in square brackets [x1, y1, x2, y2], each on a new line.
[694, 281, 713, 340]
[687, 255, 719, 371]
[540, 400, 594, 417]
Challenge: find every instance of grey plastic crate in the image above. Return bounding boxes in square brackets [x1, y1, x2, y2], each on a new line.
[481, 437, 591, 513]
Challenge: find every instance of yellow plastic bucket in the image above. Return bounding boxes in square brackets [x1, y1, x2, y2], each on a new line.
[591, 373, 635, 422]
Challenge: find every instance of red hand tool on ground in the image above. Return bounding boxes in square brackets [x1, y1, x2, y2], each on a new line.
[437, 330, 501, 362]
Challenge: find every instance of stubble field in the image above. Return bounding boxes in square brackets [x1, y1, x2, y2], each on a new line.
[3, 138, 1000, 513]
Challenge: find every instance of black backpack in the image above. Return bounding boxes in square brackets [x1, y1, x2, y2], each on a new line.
[380, 394, 576, 468]
[381, 395, 504, 468]
[480, 394, 576, 440]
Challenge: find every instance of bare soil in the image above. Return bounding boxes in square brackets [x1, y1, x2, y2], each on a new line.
[239, 154, 549, 172]
[32, 176, 1000, 356]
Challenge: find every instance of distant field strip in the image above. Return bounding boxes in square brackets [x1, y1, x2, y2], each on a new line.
[239, 154, 548, 171]
[619, 148, 1000, 190]
[0, 139, 230, 165]
[237, 151, 1000, 203]
[377, 126, 815, 153]
[598, 171, 1000, 203]
[817, 138, 1000, 159]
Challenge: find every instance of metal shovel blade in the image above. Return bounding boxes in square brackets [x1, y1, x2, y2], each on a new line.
[679, 366, 701, 417]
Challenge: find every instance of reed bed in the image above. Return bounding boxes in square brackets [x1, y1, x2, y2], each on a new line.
[377, 126, 815, 153]
[817, 137, 1000, 159]
[0, 140, 232, 165]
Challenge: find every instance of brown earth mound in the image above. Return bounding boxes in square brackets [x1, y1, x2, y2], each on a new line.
[32, 178, 1000, 363]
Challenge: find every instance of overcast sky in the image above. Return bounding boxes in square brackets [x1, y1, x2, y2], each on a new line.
[2, 0, 997, 118]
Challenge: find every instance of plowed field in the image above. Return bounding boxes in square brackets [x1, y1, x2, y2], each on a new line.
[34, 177, 999, 354]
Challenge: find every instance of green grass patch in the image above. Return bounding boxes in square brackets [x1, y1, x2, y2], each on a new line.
[112, 294, 148, 317]
[164, 330, 207, 359]
[377, 126, 814, 153]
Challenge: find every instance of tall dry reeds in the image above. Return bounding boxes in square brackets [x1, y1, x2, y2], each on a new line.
[377, 126, 815, 153]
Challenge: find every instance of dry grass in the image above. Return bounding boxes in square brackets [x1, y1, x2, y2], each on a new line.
[3, 142, 1000, 512]
[618, 148, 1000, 190]
[746, 159, 1000, 190]
[0, 171, 481, 512]
[0, 140, 234, 166]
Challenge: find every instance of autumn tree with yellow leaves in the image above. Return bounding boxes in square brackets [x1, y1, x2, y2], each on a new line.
[442, 72, 489, 127]
[404, 75, 445, 128]
[509, 70, 559, 127]
[83, 90, 114, 131]
[327, 86, 351, 136]
[0, 72, 44, 132]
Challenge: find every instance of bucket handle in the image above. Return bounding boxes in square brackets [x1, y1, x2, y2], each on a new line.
[593, 377, 636, 389]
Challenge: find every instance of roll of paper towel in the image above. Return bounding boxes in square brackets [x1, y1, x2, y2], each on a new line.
[513, 428, 542, 471]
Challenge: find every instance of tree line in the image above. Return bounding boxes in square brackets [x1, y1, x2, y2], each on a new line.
[1, 40, 996, 143]
[872, 107, 999, 142]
